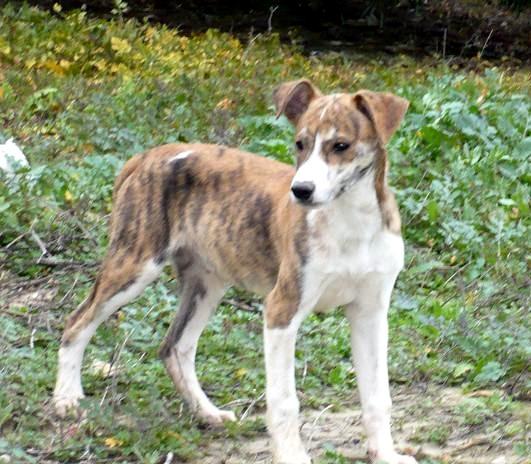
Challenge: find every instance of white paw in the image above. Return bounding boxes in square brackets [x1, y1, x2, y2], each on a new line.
[371, 451, 417, 464]
[199, 408, 237, 426]
[54, 395, 84, 418]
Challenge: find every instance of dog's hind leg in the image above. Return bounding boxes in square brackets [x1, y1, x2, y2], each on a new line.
[159, 247, 233, 426]
[53, 257, 164, 417]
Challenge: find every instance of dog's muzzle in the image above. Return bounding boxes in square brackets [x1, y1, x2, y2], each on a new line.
[291, 181, 315, 203]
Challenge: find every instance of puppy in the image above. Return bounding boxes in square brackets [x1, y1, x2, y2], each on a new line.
[54, 79, 415, 464]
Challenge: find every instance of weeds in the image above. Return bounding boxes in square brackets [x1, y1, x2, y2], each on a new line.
[0, 3, 529, 462]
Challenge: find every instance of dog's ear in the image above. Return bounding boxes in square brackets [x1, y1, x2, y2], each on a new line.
[273, 79, 321, 124]
[353, 91, 409, 144]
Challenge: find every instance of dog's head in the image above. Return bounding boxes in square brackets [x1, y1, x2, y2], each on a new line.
[273, 79, 408, 206]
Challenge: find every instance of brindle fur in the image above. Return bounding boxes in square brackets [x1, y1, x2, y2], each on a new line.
[61, 144, 308, 351]
[62, 84, 407, 343]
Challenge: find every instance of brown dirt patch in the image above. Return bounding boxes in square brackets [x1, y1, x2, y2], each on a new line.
[195, 385, 529, 464]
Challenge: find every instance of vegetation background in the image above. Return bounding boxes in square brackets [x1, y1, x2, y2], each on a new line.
[0, 1, 529, 463]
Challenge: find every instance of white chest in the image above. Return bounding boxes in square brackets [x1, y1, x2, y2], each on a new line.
[301, 203, 404, 312]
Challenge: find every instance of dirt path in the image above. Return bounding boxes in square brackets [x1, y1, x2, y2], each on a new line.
[196, 385, 529, 464]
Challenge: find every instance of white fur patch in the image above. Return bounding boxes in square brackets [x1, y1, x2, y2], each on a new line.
[297, 127, 309, 139]
[319, 94, 340, 121]
[292, 133, 333, 203]
[298, 195, 407, 460]
[264, 316, 311, 463]
[299, 171, 404, 313]
[292, 135, 378, 205]
[168, 150, 193, 163]
[54, 259, 163, 410]
[345, 271, 404, 460]
[322, 127, 337, 141]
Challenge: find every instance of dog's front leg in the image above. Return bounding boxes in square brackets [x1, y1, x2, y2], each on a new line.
[264, 296, 311, 464]
[346, 273, 417, 464]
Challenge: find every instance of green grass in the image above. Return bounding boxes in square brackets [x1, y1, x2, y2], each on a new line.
[0, 4, 530, 463]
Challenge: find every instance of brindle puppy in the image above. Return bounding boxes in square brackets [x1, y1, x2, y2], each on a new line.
[54, 79, 415, 464]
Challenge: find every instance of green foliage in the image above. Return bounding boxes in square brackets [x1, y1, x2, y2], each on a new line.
[0, 3, 529, 462]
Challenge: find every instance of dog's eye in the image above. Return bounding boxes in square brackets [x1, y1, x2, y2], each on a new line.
[295, 140, 304, 151]
[333, 142, 350, 153]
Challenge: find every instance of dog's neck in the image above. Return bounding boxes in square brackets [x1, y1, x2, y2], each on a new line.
[304, 169, 381, 246]
[306, 147, 399, 241]
[338, 143, 391, 216]
[338, 168, 380, 215]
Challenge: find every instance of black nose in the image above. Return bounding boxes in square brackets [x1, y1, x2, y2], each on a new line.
[291, 181, 315, 201]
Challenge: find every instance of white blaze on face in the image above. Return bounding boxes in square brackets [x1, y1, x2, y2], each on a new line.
[292, 133, 334, 203]
[292, 131, 376, 204]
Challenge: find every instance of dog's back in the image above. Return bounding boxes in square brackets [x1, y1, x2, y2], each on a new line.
[108, 143, 301, 293]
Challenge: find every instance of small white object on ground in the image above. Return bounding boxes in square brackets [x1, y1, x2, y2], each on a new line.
[492, 457, 506, 464]
[0, 138, 29, 173]
[90, 359, 121, 378]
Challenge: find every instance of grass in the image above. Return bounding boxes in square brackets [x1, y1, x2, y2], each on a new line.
[0, 3, 530, 463]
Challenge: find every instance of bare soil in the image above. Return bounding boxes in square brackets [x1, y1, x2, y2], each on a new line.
[197, 385, 530, 464]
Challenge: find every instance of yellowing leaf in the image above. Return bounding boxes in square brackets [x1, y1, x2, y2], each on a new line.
[25, 58, 37, 69]
[43, 60, 65, 75]
[59, 59, 71, 70]
[0, 87, 4, 100]
[0, 37, 10, 56]
[93, 59, 107, 71]
[104, 437, 124, 448]
[53, 3, 62, 13]
[216, 98, 234, 110]
[111, 36, 131, 55]
[235, 368, 247, 379]
[64, 190, 73, 203]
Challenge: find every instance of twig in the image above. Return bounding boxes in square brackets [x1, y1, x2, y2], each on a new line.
[35, 257, 98, 267]
[71, 215, 98, 246]
[107, 305, 158, 409]
[242, 28, 261, 62]
[163, 453, 174, 464]
[30, 229, 49, 259]
[404, 191, 431, 226]
[479, 29, 494, 60]
[5, 231, 27, 249]
[222, 297, 262, 313]
[508, 363, 529, 396]
[0, 275, 51, 288]
[305, 404, 334, 449]
[29, 327, 36, 349]
[267, 5, 278, 33]
[58, 275, 80, 305]
[449, 435, 493, 454]
[441, 261, 471, 289]
[240, 392, 265, 422]
[442, 28, 447, 59]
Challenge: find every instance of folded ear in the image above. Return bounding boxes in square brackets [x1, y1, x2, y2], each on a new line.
[273, 79, 321, 124]
[353, 90, 409, 144]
